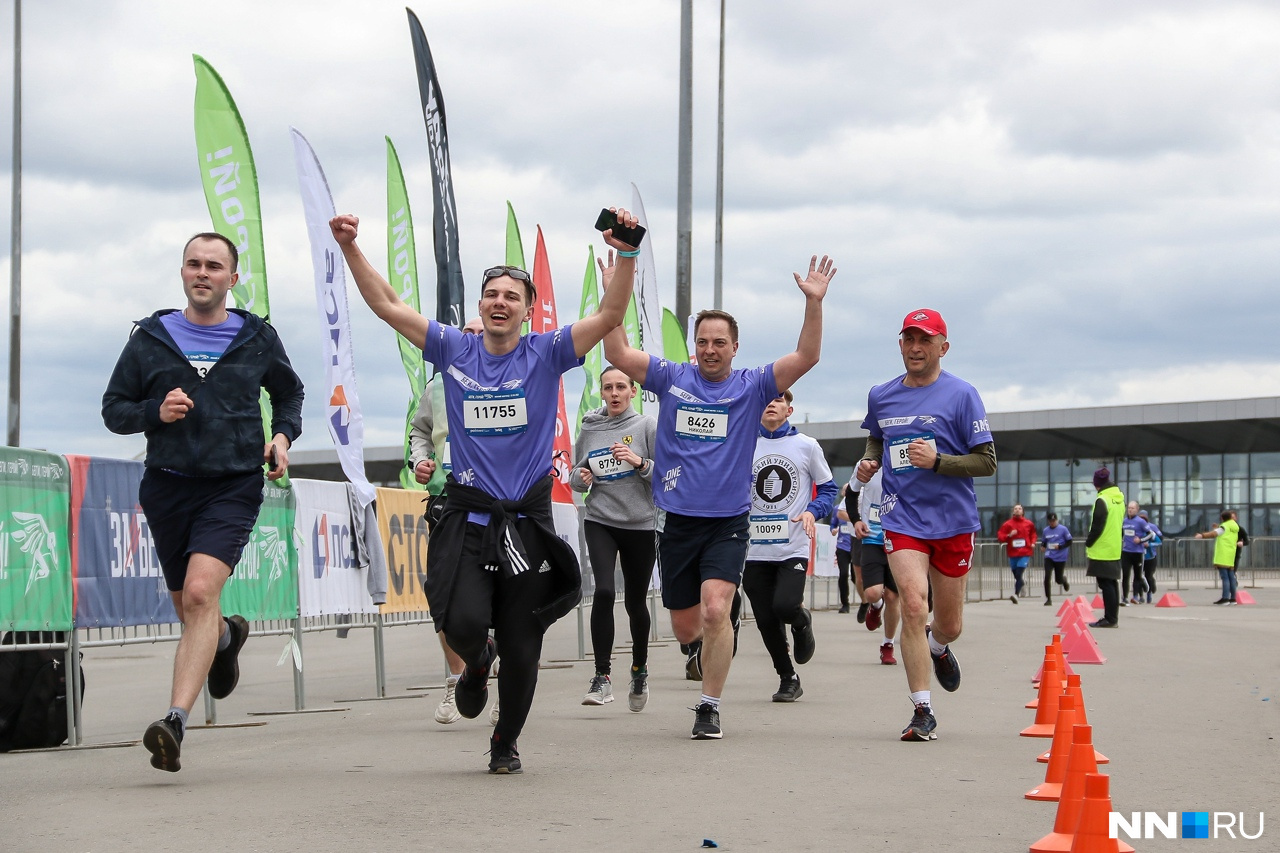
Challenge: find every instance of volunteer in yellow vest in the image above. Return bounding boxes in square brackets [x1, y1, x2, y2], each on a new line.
[1084, 466, 1125, 627]
[1194, 511, 1241, 605]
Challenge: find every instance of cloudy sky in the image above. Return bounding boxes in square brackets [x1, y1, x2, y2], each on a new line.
[3, 0, 1280, 462]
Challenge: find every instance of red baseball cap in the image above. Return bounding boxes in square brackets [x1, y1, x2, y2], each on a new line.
[901, 308, 947, 337]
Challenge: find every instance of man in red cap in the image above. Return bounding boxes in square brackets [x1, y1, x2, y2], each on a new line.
[856, 308, 996, 741]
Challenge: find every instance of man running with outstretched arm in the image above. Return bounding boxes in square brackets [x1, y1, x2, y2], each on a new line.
[330, 206, 639, 774]
[604, 255, 835, 739]
[856, 309, 996, 742]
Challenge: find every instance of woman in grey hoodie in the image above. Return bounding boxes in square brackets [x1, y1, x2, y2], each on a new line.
[569, 365, 658, 711]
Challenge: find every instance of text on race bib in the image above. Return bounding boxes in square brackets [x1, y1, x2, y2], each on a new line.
[1012, 538, 1026, 548]
[462, 389, 528, 436]
[749, 514, 789, 545]
[675, 403, 728, 442]
[887, 432, 937, 473]
[441, 437, 452, 472]
[588, 447, 635, 482]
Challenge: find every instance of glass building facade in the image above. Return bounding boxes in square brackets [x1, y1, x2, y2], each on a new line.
[972, 452, 1280, 539]
[832, 451, 1280, 540]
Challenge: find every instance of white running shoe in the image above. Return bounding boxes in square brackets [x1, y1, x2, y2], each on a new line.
[435, 676, 461, 724]
[488, 697, 501, 727]
[582, 673, 614, 705]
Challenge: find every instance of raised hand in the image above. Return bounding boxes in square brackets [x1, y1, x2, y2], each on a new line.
[329, 214, 360, 246]
[793, 254, 835, 301]
[601, 207, 640, 253]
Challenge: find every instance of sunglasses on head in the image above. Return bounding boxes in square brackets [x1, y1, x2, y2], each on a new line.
[482, 266, 532, 284]
[481, 265, 536, 300]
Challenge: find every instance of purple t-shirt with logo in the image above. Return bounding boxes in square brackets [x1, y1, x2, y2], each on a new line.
[1121, 515, 1152, 554]
[1041, 523, 1072, 563]
[645, 356, 779, 517]
[424, 320, 581, 501]
[160, 311, 245, 379]
[861, 370, 992, 539]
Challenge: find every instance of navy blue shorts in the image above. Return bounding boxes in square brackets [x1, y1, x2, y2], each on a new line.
[139, 468, 264, 592]
[657, 511, 750, 611]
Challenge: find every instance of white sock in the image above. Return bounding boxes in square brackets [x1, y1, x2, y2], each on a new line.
[910, 690, 931, 709]
[871, 599, 884, 611]
[216, 618, 231, 652]
[884, 637, 895, 647]
[700, 694, 720, 710]
[446, 674, 460, 686]
[927, 629, 947, 657]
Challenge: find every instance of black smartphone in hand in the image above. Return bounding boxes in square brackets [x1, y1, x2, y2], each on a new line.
[594, 209, 647, 248]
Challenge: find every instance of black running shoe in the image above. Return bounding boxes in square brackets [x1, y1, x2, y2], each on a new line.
[685, 640, 703, 681]
[856, 602, 869, 624]
[900, 703, 937, 742]
[1062, 578, 1070, 592]
[838, 604, 850, 614]
[772, 674, 803, 703]
[487, 733, 522, 774]
[791, 608, 816, 665]
[927, 625, 961, 692]
[143, 712, 184, 772]
[456, 636, 496, 719]
[691, 702, 722, 739]
[207, 614, 249, 700]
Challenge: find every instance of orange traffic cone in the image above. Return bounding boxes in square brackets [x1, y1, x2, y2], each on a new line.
[1030, 725, 1132, 853]
[1026, 692, 1077, 800]
[1154, 592, 1185, 607]
[1033, 636, 1073, 691]
[1022, 658, 1060, 737]
[1235, 590, 1256, 605]
[1040, 675, 1108, 764]
[1069, 774, 1131, 853]
[1091, 594, 1104, 609]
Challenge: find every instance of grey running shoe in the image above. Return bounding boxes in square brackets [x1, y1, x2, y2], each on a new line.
[487, 734, 522, 774]
[772, 674, 803, 703]
[207, 614, 248, 700]
[691, 702, 722, 739]
[900, 703, 937, 741]
[628, 666, 648, 712]
[582, 673, 614, 706]
[143, 712, 184, 772]
[927, 625, 961, 692]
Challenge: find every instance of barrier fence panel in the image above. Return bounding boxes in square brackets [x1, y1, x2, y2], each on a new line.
[0, 447, 73, 633]
[67, 455, 177, 628]
[221, 483, 300, 622]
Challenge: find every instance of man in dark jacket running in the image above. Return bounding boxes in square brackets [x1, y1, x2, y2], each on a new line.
[102, 232, 304, 773]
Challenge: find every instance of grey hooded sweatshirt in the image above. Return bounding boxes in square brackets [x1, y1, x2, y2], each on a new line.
[570, 406, 657, 530]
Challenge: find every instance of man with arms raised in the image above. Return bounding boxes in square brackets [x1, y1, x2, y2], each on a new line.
[102, 232, 304, 772]
[330, 207, 638, 773]
[604, 255, 835, 739]
[856, 309, 996, 742]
